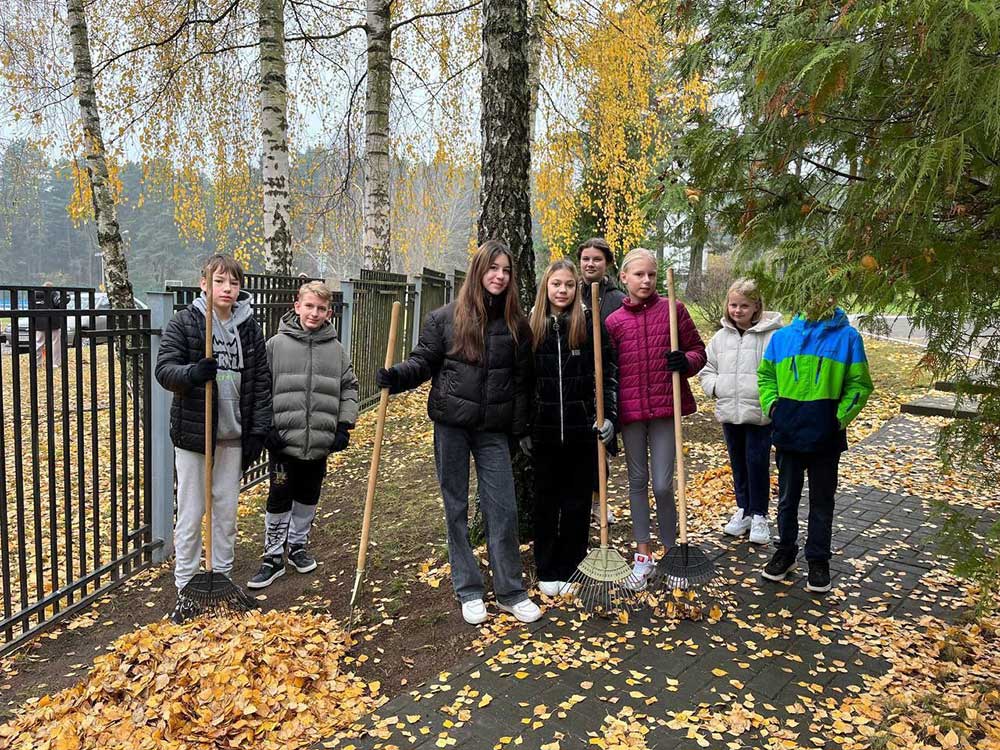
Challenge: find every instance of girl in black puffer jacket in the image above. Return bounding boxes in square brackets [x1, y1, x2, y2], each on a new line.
[376, 240, 541, 626]
[524, 260, 618, 596]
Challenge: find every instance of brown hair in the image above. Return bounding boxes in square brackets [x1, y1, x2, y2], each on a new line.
[576, 236, 614, 266]
[530, 259, 587, 351]
[298, 280, 334, 305]
[451, 240, 525, 362]
[201, 254, 244, 286]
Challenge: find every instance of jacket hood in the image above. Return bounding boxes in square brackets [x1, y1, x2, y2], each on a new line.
[790, 306, 848, 330]
[277, 308, 339, 342]
[192, 288, 254, 327]
[720, 310, 784, 333]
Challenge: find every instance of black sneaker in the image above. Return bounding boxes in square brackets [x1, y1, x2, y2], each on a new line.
[806, 560, 832, 593]
[761, 548, 797, 581]
[288, 545, 317, 573]
[248, 556, 285, 589]
[169, 593, 198, 625]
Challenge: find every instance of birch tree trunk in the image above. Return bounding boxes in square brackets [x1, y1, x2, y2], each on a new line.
[260, 0, 292, 274]
[479, 0, 535, 310]
[363, 0, 392, 271]
[66, 0, 134, 309]
[526, 0, 548, 148]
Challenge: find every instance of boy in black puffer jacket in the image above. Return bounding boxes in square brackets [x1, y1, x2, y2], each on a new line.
[154, 254, 272, 623]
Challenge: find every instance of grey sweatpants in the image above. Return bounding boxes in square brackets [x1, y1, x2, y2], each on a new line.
[174, 441, 242, 591]
[620, 419, 677, 548]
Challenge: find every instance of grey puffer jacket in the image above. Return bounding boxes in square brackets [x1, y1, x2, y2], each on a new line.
[267, 311, 360, 461]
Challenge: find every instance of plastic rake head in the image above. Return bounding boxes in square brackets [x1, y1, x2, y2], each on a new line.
[650, 576, 733, 622]
[179, 572, 258, 620]
[653, 543, 717, 593]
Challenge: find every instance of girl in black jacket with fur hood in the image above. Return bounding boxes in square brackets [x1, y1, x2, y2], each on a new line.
[523, 260, 618, 596]
[376, 241, 541, 626]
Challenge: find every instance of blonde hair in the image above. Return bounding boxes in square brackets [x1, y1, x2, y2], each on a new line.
[298, 280, 333, 305]
[530, 259, 586, 351]
[725, 278, 764, 325]
[620, 247, 657, 274]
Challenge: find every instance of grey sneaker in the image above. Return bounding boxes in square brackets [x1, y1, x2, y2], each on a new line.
[288, 545, 317, 573]
[248, 556, 285, 589]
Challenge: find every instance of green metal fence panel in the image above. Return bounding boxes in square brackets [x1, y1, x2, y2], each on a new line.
[452, 269, 467, 300]
[418, 268, 449, 334]
[352, 270, 416, 411]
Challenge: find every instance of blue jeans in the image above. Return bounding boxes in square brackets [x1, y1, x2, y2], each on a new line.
[434, 424, 528, 605]
[721, 423, 773, 517]
[775, 449, 840, 562]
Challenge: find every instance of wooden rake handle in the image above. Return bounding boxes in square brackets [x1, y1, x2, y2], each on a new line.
[204, 282, 214, 571]
[667, 269, 689, 545]
[591, 282, 610, 548]
[355, 301, 401, 577]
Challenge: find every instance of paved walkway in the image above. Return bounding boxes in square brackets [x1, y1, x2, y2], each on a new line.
[327, 415, 978, 750]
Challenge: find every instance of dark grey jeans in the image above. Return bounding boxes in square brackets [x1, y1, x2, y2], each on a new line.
[434, 423, 528, 606]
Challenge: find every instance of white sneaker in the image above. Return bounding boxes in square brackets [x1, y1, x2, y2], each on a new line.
[497, 598, 543, 623]
[724, 508, 752, 537]
[623, 553, 655, 591]
[749, 515, 772, 545]
[461, 599, 489, 625]
[538, 580, 567, 597]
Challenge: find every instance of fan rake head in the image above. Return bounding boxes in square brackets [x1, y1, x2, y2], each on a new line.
[654, 542, 717, 592]
[179, 572, 258, 621]
[567, 547, 641, 617]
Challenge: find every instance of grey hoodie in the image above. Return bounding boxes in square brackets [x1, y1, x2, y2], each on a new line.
[193, 290, 254, 440]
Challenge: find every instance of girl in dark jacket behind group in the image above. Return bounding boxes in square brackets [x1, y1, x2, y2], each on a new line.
[523, 260, 618, 596]
[376, 240, 541, 625]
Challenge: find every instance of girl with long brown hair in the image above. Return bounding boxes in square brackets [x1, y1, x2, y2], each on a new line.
[376, 240, 541, 625]
[522, 259, 618, 596]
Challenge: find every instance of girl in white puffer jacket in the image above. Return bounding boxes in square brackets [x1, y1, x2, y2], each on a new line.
[700, 279, 783, 544]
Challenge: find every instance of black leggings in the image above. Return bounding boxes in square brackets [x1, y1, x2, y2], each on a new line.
[532, 440, 597, 581]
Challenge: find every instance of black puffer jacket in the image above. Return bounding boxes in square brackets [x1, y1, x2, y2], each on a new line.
[388, 299, 533, 436]
[154, 296, 272, 468]
[531, 310, 618, 446]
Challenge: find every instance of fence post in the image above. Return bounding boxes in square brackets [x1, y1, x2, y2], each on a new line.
[411, 274, 423, 346]
[147, 292, 175, 564]
[339, 280, 354, 354]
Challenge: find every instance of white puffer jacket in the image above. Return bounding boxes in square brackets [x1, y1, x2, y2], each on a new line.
[700, 311, 783, 425]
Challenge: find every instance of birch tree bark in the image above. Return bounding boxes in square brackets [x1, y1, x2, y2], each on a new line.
[66, 0, 134, 309]
[526, 0, 548, 148]
[260, 0, 292, 274]
[363, 0, 392, 271]
[479, 0, 535, 310]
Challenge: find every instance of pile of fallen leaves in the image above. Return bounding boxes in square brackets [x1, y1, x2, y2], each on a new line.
[0, 610, 383, 750]
[685, 465, 778, 533]
[834, 608, 1000, 750]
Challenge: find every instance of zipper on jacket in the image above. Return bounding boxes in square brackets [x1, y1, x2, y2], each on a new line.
[814, 356, 823, 384]
[734, 330, 743, 423]
[553, 315, 565, 444]
[480, 324, 490, 426]
[305, 337, 313, 454]
[791, 355, 799, 382]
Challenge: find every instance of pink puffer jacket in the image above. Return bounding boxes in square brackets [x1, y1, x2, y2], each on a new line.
[605, 293, 707, 425]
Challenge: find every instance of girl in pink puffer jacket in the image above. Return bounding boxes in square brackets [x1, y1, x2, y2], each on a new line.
[604, 248, 706, 589]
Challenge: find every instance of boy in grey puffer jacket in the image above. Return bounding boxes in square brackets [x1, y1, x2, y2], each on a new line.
[248, 281, 359, 588]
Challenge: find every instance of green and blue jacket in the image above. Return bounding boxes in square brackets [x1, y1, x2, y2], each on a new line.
[757, 308, 874, 453]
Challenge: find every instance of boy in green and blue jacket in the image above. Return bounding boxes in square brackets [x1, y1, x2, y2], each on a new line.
[757, 307, 873, 593]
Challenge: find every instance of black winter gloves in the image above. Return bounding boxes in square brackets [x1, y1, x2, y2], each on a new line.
[332, 422, 352, 452]
[190, 357, 218, 385]
[243, 434, 265, 470]
[375, 367, 398, 390]
[665, 350, 689, 374]
[263, 427, 285, 453]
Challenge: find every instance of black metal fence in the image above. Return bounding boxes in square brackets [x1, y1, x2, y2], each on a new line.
[351, 270, 417, 411]
[418, 268, 450, 335]
[0, 297, 154, 654]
